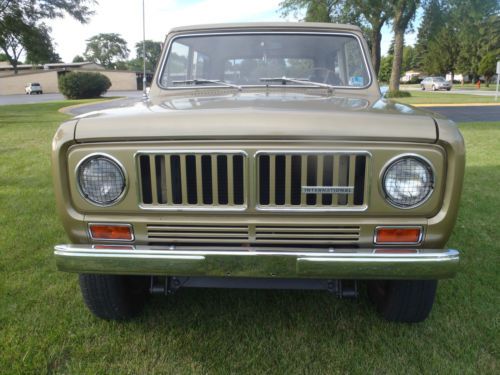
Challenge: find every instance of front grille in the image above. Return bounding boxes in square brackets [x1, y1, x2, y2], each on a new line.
[138, 152, 247, 209]
[147, 224, 360, 245]
[257, 152, 369, 210]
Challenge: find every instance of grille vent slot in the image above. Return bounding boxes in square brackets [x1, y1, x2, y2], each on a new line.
[138, 152, 246, 209]
[147, 224, 249, 243]
[257, 152, 369, 210]
[255, 225, 360, 244]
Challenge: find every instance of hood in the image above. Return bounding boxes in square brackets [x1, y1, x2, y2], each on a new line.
[74, 92, 437, 143]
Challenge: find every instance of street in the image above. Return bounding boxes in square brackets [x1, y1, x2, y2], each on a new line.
[0, 90, 142, 105]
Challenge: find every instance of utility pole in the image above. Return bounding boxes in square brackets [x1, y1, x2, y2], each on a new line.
[142, 0, 147, 99]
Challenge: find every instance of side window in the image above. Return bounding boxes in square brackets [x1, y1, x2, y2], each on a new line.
[164, 42, 189, 85]
[344, 38, 368, 87]
[162, 41, 210, 86]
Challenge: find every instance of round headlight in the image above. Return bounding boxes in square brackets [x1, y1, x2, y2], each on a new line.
[382, 155, 434, 208]
[77, 155, 126, 205]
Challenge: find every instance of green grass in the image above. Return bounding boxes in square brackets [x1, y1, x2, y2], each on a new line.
[400, 83, 498, 92]
[394, 91, 499, 105]
[1, 102, 499, 373]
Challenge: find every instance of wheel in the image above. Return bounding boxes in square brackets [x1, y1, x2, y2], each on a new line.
[421, 85, 425, 90]
[447, 88, 451, 91]
[79, 274, 149, 320]
[432, 85, 437, 91]
[367, 280, 437, 323]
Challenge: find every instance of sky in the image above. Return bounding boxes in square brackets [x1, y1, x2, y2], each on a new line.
[46, 0, 418, 63]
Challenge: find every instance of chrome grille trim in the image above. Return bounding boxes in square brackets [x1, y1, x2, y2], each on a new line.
[137, 150, 248, 211]
[256, 151, 370, 211]
[146, 224, 360, 245]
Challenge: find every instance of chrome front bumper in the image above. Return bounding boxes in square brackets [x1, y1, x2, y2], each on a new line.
[54, 245, 459, 279]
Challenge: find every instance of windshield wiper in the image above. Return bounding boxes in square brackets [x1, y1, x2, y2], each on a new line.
[172, 79, 242, 91]
[259, 76, 335, 93]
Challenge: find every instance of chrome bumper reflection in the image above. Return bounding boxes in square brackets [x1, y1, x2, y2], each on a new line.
[54, 245, 459, 279]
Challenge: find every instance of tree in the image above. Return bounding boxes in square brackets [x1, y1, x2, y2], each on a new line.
[414, 0, 448, 69]
[24, 24, 61, 65]
[72, 55, 85, 63]
[279, 0, 391, 76]
[0, 0, 95, 23]
[378, 54, 393, 82]
[84, 33, 130, 69]
[478, 53, 497, 86]
[135, 40, 162, 72]
[388, 0, 420, 92]
[421, 25, 459, 78]
[0, 0, 95, 73]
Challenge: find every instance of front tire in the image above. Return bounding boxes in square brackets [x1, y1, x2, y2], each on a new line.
[367, 280, 437, 323]
[79, 274, 149, 320]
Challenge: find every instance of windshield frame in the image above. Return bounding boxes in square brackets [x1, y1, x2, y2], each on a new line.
[157, 31, 373, 91]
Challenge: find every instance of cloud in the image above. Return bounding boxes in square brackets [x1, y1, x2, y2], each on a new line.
[47, 0, 283, 62]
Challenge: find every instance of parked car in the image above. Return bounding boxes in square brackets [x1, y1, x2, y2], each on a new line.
[421, 77, 452, 91]
[52, 22, 465, 323]
[25, 82, 43, 95]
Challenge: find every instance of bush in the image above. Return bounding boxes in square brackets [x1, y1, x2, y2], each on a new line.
[385, 90, 412, 98]
[58, 72, 111, 99]
[408, 76, 422, 84]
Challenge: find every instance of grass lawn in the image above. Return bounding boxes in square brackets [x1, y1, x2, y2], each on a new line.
[394, 91, 500, 105]
[400, 83, 498, 92]
[0, 102, 499, 373]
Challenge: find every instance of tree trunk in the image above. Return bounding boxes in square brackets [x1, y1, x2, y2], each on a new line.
[370, 27, 382, 76]
[389, 30, 405, 92]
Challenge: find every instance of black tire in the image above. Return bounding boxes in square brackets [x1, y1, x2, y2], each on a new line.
[79, 274, 149, 320]
[367, 280, 437, 323]
[421, 85, 425, 90]
[447, 88, 451, 91]
[432, 85, 437, 91]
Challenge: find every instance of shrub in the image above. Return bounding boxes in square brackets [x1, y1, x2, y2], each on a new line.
[385, 90, 412, 98]
[408, 76, 422, 84]
[58, 72, 111, 99]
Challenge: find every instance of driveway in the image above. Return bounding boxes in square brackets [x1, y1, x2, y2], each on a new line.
[0, 90, 143, 105]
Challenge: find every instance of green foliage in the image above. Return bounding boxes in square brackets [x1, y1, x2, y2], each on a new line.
[478, 53, 497, 86]
[385, 90, 411, 98]
[72, 55, 85, 63]
[84, 33, 130, 69]
[402, 45, 418, 72]
[58, 72, 111, 99]
[421, 25, 460, 75]
[135, 40, 162, 72]
[0, 1, 95, 73]
[378, 54, 393, 82]
[279, 0, 392, 74]
[415, 1, 500, 78]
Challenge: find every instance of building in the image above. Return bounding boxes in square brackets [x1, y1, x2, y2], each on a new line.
[0, 61, 142, 95]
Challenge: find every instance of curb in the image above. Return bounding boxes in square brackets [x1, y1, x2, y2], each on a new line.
[412, 102, 500, 108]
[58, 97, 124, 115]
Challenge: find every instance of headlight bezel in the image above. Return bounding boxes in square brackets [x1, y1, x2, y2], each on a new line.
[76, 153, 128, 207]
[380, 154, 435, 209]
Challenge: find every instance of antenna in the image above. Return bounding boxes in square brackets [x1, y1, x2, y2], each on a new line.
[142, 0, 147, 99]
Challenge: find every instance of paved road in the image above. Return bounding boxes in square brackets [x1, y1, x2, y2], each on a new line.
[424, 105, 500, 123]
[0, 90, 142, 105]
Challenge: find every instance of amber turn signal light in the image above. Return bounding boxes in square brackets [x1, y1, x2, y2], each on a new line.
[375, 227, 421, 244]
[89, 224, 133, 241]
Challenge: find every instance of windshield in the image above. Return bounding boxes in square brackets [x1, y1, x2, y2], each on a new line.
[434, 77, 445, 82]
[160, 33, 370, 89]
